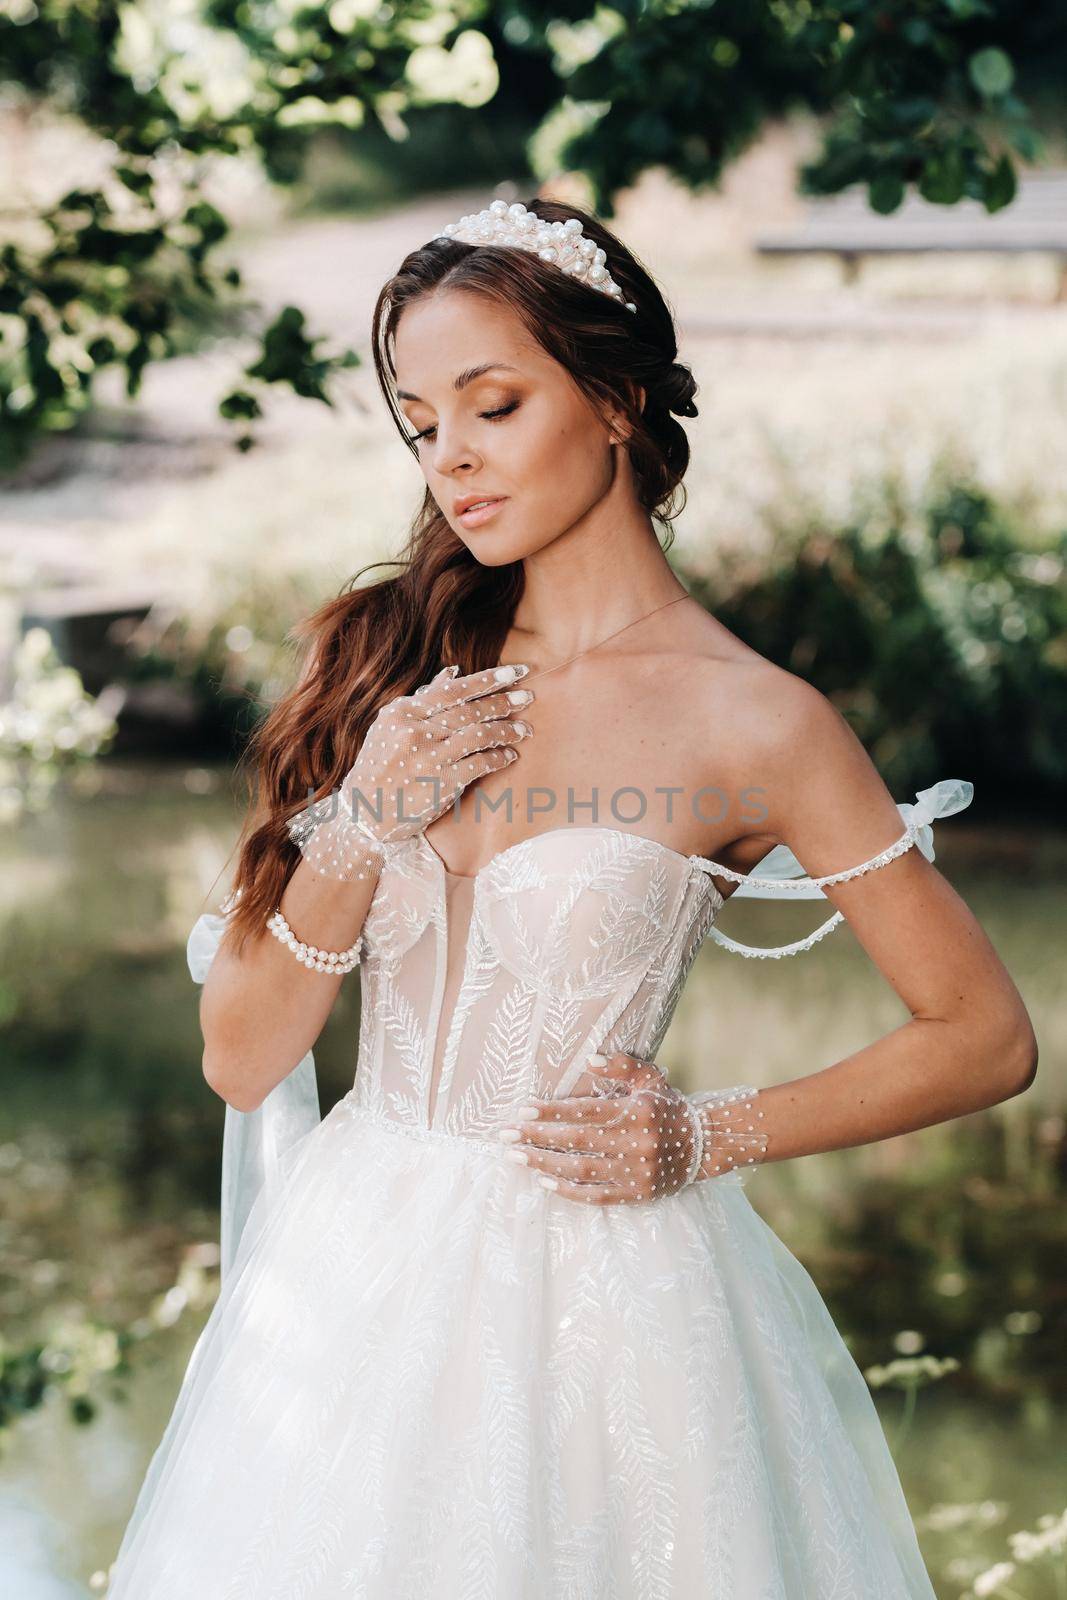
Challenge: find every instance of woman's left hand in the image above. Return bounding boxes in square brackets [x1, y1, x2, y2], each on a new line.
[492, 1052, 700, 1204]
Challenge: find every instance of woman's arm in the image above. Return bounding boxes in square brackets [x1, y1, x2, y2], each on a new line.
[199, 854, 379, 1114]
[736, 678, 1036, 1163]
[198, 659, 533, 1112]
[499, 674, 1036, 1203]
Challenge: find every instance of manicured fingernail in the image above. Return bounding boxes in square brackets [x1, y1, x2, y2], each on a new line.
[506, 1149, 529, 1165]
[506, 688, 533, 704]
[539, 1176, 558, 1191]
[494, 664, 521, 682]
[514, 1105, 541, 1120]
[587, 1053, 608, 1067]
[496, 1128, 522, 1143]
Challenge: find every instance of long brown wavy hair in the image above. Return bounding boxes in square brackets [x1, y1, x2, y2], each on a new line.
[216, 195, 701, 956]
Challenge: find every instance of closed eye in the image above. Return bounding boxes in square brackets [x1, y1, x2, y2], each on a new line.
[407, 400, 520, 445]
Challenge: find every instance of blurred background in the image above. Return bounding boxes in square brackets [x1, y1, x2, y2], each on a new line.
[1, 3, 1065, 1597]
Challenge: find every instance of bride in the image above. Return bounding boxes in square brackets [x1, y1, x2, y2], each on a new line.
[104, 197, 1037, 1598]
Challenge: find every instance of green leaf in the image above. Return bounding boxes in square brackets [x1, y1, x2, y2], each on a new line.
[982, 153, 1017, 214]
[968, 48, 1014, 100]
[87, 337, 117, 365]
[115, 166, 154, 198]
[219, 390, 263, 421]
[868, 173, 905, 215]
[887, 98, 937, 133]
[57, 189, 107, 216]
[800, 142, 870, 197]
[944, 0, 993, 16]
[919, 148, 966, 206]
[1007, 125, 1044, 163]
[182, 201, 229, 264]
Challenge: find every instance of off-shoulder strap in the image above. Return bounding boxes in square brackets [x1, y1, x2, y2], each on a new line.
[187, 908, 323, 1282]
[695, 778, 973, 959]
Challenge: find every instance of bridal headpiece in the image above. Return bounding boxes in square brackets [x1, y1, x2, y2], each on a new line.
[433, 199, 637, 313]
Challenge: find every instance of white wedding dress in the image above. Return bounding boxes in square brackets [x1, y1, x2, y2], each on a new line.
[104, 780, 972, 1599]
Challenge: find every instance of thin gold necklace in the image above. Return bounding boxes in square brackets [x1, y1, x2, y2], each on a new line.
[508, 591, 690, 685]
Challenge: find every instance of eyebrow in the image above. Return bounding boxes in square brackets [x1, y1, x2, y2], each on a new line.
[395, 362, 522, 404]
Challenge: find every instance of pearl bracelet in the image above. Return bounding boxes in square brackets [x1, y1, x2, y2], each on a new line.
[266, 908, 362, 974]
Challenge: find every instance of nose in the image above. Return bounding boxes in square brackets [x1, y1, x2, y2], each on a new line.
[430, 424, 480, 480]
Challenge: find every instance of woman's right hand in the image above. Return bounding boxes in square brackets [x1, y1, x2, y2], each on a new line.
[347, 662, 534, 844]
[288, 663, 534, 880]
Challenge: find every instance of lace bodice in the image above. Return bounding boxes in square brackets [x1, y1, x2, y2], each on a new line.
[345, 778, 972, 1138]
[351, 825, 723, 1136]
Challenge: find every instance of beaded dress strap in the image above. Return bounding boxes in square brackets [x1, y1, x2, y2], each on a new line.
[693, 821, 919, 896]
[694, 777, 973, 960]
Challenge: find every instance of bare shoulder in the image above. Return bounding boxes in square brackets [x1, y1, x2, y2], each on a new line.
[724, 661, 862, 773]
[679, 638, 896, 857]
[623, 596, 884, 821]
[673, 626, 844, 768]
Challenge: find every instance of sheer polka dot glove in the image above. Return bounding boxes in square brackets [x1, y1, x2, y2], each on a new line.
[288, 663, 533, 881]
[495, 1054, 768, 1204]
[682, 1084, 769, 1180]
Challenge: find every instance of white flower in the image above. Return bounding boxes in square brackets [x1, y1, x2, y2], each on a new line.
[1008, 1506, 1067, 1563]
[864, 1354, 960, 1389]
[972, 1561, 1017, 1597]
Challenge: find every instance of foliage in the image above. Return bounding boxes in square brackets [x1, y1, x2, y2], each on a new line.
[785, 1, 1043, 215]
[864, 1354, 960, 1452]
[0, 1317, 127, 1442]
[0, 1245, 218, 1452]
[808, 1119, 1067, 1400]
[0, 626, 118, 821]
[518, 0, 1046, 217]
[962, 1506, 1067, 1599]
[692, 476, 1067, 806]
[110, 560, 340, 756]
[0, 0, 1056, 463]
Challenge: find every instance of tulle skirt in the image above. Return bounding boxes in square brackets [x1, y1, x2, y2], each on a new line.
[105, 1093, 936, 1599]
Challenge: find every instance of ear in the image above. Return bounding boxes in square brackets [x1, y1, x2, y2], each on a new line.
[606, 381, 645, 445]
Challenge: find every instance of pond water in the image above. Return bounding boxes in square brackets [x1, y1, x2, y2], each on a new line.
[1, 759, 1064, 1598]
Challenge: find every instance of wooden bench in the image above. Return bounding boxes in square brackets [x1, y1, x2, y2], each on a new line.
[756, 171, 1067, 297]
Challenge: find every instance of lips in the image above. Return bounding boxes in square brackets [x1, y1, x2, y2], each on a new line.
[455, 496, 508, 527]
[454, 494, 506, 515]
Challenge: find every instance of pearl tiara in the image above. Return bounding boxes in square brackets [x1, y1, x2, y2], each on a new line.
[432, 199, 637, 313]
